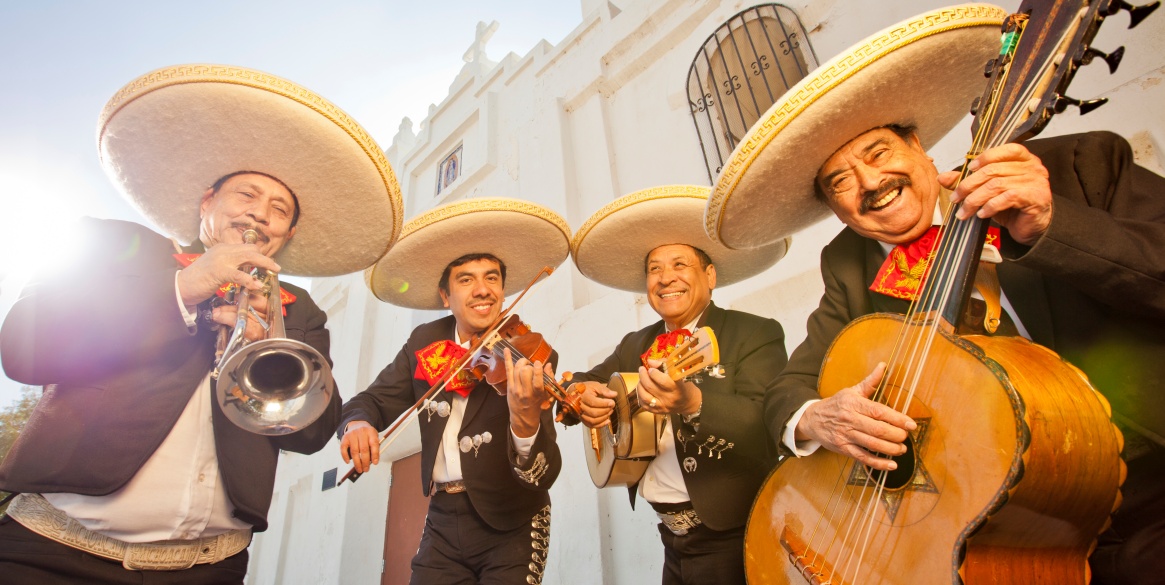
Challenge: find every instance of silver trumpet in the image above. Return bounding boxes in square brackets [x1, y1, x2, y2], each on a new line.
[211, 229, 334, 435]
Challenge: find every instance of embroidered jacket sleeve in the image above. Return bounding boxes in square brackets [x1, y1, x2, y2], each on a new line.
[675, 314, 787, 464]
[339, 340, 418, 435]
[507, 350, 563, 491]
[1002, 131, 1165, 320]
[764, 232, 867, 456]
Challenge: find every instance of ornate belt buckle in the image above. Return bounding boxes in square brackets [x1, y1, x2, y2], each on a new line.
[122, 541, 200, 571]
[442, 480, 466, 494]
[657, 509, 701, 536]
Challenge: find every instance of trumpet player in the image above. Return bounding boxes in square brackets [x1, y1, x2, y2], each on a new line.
[0, 65, 401, 584]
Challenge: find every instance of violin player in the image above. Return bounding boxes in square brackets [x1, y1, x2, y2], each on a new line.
[566, 186, 790, 585]
[0, 65, 401, 582]
[706, 9, 1165, 584]
[339, 199, 570, 585]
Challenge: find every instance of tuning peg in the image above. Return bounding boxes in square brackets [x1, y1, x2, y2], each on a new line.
[970, 96, 982, 116]
[983, 59, 996, 78]
[1106, 0, 1160, 28]
[1055, 94, 1109, 115]
[1082, 46, 1125, 73]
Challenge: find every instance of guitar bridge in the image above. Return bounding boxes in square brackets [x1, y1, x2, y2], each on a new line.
[780, 526, 851, 585]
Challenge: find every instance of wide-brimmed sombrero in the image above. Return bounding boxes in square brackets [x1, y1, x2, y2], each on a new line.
[705, 4, 1008, 250]
[98, 64, 403, 276]
[365, 198, 572, 309]
[573, 185, 788, 292]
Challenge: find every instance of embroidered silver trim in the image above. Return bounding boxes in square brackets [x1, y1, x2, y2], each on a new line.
[693, 435, 734, 458]
[422, 399, 451, 422]
[526, 505, 551, 584]
[683, 457, 697, 473]
[458, 431, 492, 457]
[515, 452, 549, 486]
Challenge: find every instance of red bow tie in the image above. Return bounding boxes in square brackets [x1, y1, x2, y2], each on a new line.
[641, 329, 693, 368]
[870, 226, 1000, 301]
[414, 340, 478, 398]
[173, 253, 296, 315]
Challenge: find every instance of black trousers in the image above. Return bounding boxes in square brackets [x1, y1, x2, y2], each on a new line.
[0, 516, 249, 585]
[409, 491, 550, 585]
[657, 521, 746, 585]
[1090, 446, 1165, 585]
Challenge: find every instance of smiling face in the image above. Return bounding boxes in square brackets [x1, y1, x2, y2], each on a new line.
[645, 244, 716, 330]
[198, 173, 298, 257]
[816, 128, 940, 245]
[439, 257, 505, 341]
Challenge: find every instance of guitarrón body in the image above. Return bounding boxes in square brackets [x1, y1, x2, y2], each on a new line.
[745, 314, 1120, 584]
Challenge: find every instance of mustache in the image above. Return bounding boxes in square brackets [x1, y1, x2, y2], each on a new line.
[232, 222, 270, 243]
[859, 177, 911, 214]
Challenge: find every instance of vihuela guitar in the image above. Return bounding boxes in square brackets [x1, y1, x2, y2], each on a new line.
[582, 326, 719, 488]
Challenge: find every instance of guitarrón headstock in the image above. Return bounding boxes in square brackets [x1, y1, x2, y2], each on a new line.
[970, 0, 1158, 145]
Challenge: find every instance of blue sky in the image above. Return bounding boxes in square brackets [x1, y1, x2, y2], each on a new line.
[0, 0, 582, 409]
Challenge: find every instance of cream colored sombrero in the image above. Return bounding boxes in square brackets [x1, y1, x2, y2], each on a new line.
[98, 64, 403, 276]
[573, 185, 789, 292]
[705, 4, 1008, 250]
[365, 198, 572, 309]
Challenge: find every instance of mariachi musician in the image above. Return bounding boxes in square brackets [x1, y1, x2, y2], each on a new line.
[0, 64, 402, 582]
[566, 186, 790, 585]
[339, 198, 570, 585]
[705, 5, 1165, 582]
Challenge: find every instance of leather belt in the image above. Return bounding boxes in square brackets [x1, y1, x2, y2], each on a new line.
[434, 480, 467, 494]
[6, 493, 251, 571]
[655, 507, 702, 536]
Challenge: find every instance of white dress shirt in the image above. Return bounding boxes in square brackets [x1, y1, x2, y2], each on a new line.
[42, 272, 251, 542]
[431, 327, 537, 483]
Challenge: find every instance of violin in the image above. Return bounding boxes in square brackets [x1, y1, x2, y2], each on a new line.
[469, 314, 584, 421]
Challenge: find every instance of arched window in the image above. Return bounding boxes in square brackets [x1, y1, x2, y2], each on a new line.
[688, 4, 818, 183]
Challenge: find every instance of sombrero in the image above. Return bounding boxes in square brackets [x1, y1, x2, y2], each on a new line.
[98, 64, 403, 276]
[573, 185, 788, 292]
[705, 4, 1008, 249]
[365, 198, 572, 309]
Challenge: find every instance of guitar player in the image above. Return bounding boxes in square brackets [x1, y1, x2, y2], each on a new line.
[565, 186, 790, 585]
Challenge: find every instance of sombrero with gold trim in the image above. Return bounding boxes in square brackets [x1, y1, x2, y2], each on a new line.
[705, 4, 1008, 249]
[366, 198, 572, 309]
[98, 64, 403, 276]
[573, 185, 789, 292]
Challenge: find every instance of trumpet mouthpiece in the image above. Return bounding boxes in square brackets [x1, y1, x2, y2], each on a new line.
[243, 229, 259, 244]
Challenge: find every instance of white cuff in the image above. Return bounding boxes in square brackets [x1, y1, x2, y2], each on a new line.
[174, 271, 199, 332]
[510, 424, 539, 466]
[782, 399, 822, 457]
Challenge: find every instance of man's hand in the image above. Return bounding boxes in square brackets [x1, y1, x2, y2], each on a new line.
[939, 142, 1053, 245]
[794, 363, 916, 471]
[176, 242, 281, 307]
[575, 381, 616, 429]
[340, 420, 380, 473]
[208, 289, 271, 342]
[636, 358, 702, 416]
[504, 348, 551, 438]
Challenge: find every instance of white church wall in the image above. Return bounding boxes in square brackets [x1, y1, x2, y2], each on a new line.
[254, 0, 1165, 582]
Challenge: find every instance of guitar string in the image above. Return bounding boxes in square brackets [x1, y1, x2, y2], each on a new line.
[818, 13, 1072, 581]
[845, 16, 1069, 584]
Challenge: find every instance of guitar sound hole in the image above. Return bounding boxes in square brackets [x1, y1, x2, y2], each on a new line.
[867, 434, 916, 490]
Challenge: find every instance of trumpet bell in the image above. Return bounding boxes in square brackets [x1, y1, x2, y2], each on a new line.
[216, 337, 335, 435]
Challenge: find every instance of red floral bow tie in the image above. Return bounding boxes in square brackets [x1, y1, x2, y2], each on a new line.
[869, 226, 1000, 301]
[173, 254, 296, 315]
[640, 329, 692, 368]
[414, 340, 478, 398]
